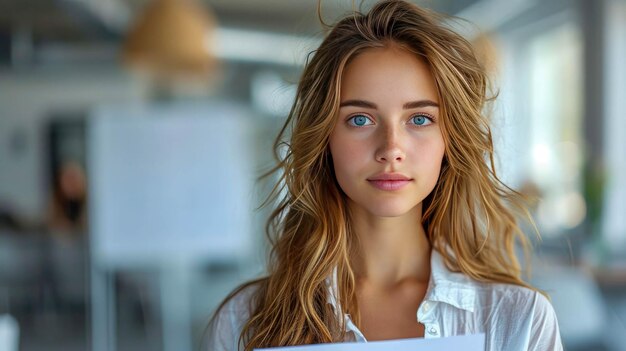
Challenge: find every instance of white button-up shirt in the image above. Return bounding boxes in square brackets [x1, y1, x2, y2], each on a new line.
[206, 250, 563, 350]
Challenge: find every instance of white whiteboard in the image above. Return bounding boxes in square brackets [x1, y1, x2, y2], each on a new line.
[88, 102, 255, 268]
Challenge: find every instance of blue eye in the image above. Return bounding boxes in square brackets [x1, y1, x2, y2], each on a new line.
[410, 114, 432, 126]
[348, 115, 373, 127]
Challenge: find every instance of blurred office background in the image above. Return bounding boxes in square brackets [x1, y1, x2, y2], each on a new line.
[0, 0, 625, 350]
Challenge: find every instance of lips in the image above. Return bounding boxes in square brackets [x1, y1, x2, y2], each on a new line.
[367, 173, 412, 191]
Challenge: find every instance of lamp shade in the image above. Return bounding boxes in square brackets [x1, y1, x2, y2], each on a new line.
[122, 0, 217, 77]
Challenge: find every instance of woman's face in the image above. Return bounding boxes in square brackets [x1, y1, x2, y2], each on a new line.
[329, 45, 445, 218]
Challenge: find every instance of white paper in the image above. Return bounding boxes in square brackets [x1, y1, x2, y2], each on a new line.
[255, 334, 485, 351]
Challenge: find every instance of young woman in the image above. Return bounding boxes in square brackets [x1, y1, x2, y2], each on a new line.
[206, 1, 562, 350]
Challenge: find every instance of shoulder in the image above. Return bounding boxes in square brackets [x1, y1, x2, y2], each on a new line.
[473, 282, 563, 350]
[525, 289, 563, 350]
[203, 282, 260, 351]
[218, 282, 259, 320]
[474, 280, 538, 309]
[474, 281, 557, 321]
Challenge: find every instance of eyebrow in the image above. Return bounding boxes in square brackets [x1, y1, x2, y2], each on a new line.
[339, 99, 440, 109]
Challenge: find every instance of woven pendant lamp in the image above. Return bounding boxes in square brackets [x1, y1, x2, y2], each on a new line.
[122, 0, 217, 79]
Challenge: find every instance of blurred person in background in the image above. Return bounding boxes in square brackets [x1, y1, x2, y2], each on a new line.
[206, 1, 562, 350]
[46, 161, 88, 233]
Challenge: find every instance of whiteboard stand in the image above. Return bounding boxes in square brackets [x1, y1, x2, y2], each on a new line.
[91, 260, 197, 351]
[91, 262, 192, 351]
[91, 265, 116, 351]
[160, 259, 193, 351]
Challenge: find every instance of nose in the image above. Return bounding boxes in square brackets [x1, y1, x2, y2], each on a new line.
[375, 126, 406, 163]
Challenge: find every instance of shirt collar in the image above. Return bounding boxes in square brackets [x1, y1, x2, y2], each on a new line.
[426, 249, 477, 313]
[325, 249, 478, 315]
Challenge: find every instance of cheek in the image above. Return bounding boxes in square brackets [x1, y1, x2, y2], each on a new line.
[330, 150, 351, 191]
[409, 136, 446, 176]
[332, 143, 362, 166]
[429, 142, 446, 183]
[329, 135, 370, 198]
[426, 141, 445, 167]
[330, 135, 365, 174]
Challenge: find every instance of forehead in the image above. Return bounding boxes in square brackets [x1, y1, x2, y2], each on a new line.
[340, 46, 439, 105]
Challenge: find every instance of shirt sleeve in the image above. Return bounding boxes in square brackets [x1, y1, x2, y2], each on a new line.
[528, 291, 564, 351]
[202, 284, 257, 351]
[204, 304, 243, 351]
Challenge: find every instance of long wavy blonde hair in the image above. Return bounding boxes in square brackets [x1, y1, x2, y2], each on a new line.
[212, 1, 535, 349]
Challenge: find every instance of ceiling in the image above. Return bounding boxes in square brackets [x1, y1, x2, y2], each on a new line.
[0, 0, 480, 41]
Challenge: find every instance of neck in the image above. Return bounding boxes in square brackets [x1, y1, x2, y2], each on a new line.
[349, 201, 431, 288]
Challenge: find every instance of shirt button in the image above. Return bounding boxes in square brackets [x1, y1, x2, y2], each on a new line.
[427, 326, 439, 336]
[422, 302, 430, 312]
